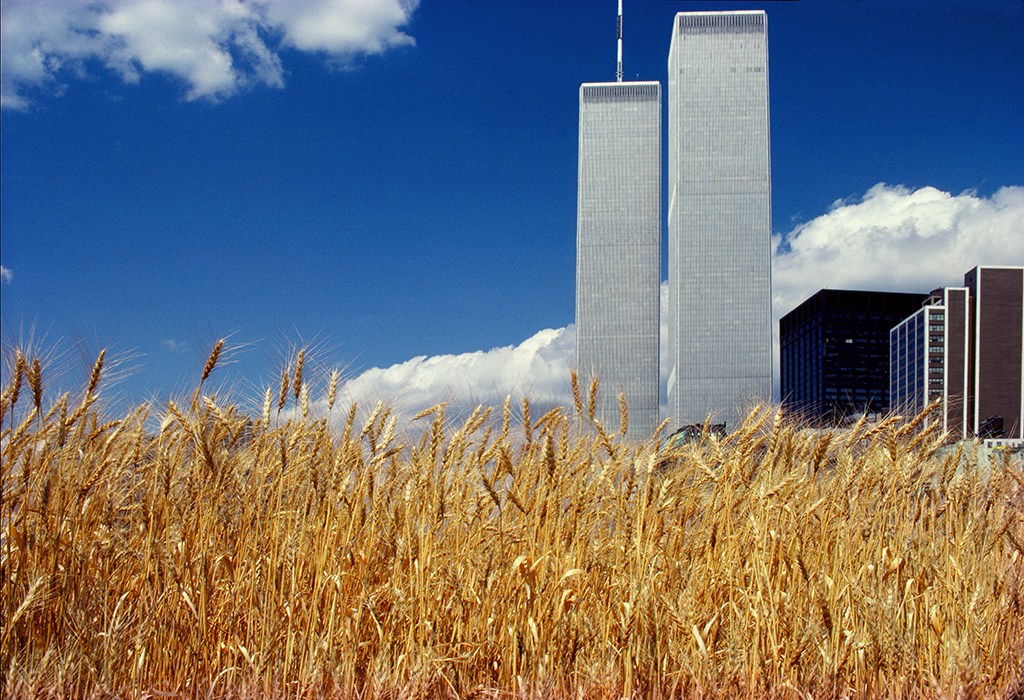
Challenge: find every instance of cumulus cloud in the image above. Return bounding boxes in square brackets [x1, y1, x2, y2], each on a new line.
[266, 0, 417, 55]
[772, 183, 1024, 319]
[333, 327, 576, 424]
[1, 0, 418, 108]
[0, 266, 12, 283]
[327, 183, 1024, 426]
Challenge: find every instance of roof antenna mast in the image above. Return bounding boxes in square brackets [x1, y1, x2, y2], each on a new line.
[616, 0, 623, 82]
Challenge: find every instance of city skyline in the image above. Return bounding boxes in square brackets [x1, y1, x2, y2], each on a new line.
[2, 1, 1023, 426]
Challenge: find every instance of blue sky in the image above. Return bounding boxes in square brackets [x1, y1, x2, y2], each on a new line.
[2, 0, 1023, 422]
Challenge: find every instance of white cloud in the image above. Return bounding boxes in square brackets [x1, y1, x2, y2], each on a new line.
[1, 0, 418, 108]
[772, 183, 1024, 319]
[0, 266, 12, 283]
[332, 326, 576, 425]
[328, 183, 1024, 426]
[265, 0, 417, 56]
[161, 338, 188, 353]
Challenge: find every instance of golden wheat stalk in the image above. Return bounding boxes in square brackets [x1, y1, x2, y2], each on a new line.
[571, 370, 583, 417]
[10, 350, 26, 407]
[587, 378, 598, 423]
[327, 370, 340, 414]
[86, 349, 105, 395]
[522, 395, 532, 444]
[28, 357, 42, 411]
[293, 348, 305, 401]
[277, 365, 290, 412]
[200, 339, 223, 385]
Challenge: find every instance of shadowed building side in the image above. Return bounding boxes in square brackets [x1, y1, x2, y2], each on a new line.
[967, 266, 1024, 439]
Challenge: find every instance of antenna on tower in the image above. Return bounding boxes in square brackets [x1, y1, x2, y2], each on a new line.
[616, 0, 623, 82]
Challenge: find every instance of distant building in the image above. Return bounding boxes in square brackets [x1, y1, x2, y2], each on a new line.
[575, 80, 661, 437]
[892, 266, 1024, 439]
[967, 266, 1024, 439]
[890, 287, 969, 437]
[666, 11, 773, 431]
[780, 289, 927, 423]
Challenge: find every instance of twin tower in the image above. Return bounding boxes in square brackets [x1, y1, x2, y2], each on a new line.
[575, 11, 772, 438]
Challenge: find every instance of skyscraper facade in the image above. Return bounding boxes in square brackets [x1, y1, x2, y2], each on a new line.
[666, 11, 772, 431]
[576, 81, 661, 437]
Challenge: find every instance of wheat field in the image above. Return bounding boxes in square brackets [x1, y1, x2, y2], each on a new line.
[2, 343, 1023, 699]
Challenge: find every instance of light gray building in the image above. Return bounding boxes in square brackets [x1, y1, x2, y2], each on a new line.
[890, 287, 970, 438]
[575, 81, 661, 438]
[666, 10, 773, 431]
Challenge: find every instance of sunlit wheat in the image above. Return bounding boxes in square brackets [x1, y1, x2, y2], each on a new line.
[1, 342, 1022, 699]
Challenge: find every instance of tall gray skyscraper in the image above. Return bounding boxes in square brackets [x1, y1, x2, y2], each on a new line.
[666, 10, 773, 430]
[576, 81, 661, 438]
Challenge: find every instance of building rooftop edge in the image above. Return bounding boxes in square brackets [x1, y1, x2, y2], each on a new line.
[579, 81, 660, 87]
[674, 10, 766, 16]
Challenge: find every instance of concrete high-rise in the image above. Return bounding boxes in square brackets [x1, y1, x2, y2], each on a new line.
[666, 11, 773, 431]
[575, 81, 661, 438]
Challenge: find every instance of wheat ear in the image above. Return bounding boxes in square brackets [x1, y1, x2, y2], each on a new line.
[200, 339, 223, 384]
[293, 348, 304, 401]
[29, 357, 42, 411]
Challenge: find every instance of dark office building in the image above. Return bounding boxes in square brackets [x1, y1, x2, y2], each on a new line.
[780, 289, 927, 423]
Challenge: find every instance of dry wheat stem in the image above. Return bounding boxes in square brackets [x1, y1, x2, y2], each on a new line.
[1, 346, 1022, 700]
